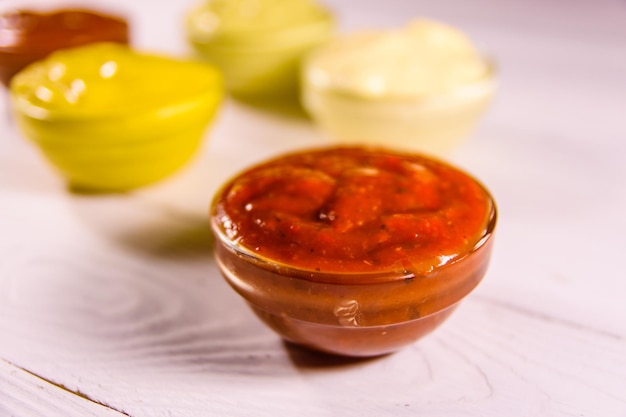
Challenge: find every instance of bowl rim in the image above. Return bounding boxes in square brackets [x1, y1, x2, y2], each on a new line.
[209, 148, 498, 285]
[12, 86, 223, 122]
[0, 15, 129, 55]
[9, 45, 223, 122]
[211, 203, 496, 285]
[302, 52, 498, 104]
[185, 3, 335, 45]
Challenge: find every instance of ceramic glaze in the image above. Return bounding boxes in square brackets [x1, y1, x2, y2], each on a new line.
[211, 146, 497, 356]
[0, 9, 129, 86]
[301, 20, 496, 154]
[186, 0, 334, 96]
[11, 43, 223, 191]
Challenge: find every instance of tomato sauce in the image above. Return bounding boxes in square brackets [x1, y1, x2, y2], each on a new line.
[211, 146, 497, 355]
[0, 9, 129, 86]
[213, 146, 494, 278]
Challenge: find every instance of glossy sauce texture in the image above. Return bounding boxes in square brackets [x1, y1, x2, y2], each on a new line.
[213, 147, 493, 277]
[10, 42, 223, 191]
[186, 0, 334, 96]
[11, 42, 221, 120]
[211, 147, 496, 355]
[303, 19, 488, 99]
[0, 9, 129, 86]
[187, 0, 332, 45]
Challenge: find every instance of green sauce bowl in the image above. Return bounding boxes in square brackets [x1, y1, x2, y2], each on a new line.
[186, 0, 334, 97]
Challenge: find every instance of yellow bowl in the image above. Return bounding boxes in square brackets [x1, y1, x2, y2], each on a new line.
[186, 0, 334, 97]
[10, 43, 223, 191]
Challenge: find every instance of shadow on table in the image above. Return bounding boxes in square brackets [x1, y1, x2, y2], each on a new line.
[116, 219, 215, 260]
[284, 341, 385, 370]
[232, 91, 311, 122]
[68, 193, 215, 261]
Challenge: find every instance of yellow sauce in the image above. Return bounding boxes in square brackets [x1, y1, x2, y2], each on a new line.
[12, 42, 220, 120]
[11, 43, 223, 191]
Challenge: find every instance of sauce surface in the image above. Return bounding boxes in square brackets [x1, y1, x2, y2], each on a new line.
[304, 19, 487, 98]
[213, 147, 494, 275]
[0, 9, 129, 85]
[187, 0, 332, 43]
[11, 42, 221, 120]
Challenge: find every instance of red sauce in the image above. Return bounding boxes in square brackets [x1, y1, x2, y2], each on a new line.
[213, 146, 493, 278]
[0, 9, 129, 86]
[211, 146, 497, 356]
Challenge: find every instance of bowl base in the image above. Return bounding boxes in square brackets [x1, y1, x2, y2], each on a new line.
[249, 303, 458, 357]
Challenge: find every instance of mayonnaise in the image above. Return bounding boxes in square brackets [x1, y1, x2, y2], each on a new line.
[304, 20, 488, 98]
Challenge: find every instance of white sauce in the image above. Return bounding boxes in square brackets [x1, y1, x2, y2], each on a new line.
[305, 20, 488, 98]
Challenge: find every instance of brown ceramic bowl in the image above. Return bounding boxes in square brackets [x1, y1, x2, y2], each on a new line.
[210, 147, 497, 357]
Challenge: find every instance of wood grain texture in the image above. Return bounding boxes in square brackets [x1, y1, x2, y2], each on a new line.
[1, 0, 626, 416]
[1, 126, 625, 416]
[0, 359, 124, 417]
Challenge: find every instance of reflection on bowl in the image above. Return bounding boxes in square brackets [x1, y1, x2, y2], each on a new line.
[301, 20, 496, 155]
[10, 43, 223, 192]
[210, 146, 497, 357]
[0, 8, 129, 87]
[186, 0, 334, 97]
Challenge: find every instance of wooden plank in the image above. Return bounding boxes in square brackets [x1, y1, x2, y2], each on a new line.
[2, 282, 625, 416]
[1, 0, 626, 415]
[0, 197, 624, 417]
[0, 359, 125, 417]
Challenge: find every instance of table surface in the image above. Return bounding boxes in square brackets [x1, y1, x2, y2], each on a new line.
[1, 0, 625, 416]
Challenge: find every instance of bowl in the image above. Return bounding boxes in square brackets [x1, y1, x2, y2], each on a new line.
[0, 8, 129, 87]
[185, 0, 334, 97]
[301, 20, 496, 155]
[10, 42, 223, 192]
[210, 146, 497, 357]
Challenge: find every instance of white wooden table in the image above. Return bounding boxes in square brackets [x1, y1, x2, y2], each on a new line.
[1, 0, 625, 416]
